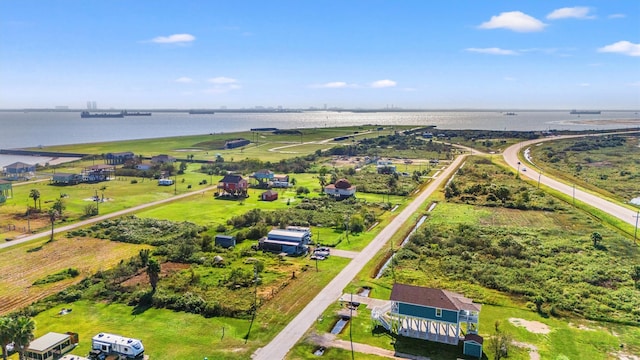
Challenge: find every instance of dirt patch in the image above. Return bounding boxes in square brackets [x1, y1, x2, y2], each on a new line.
[121, 262, 190, 288]
[615, 352, 640, 360]
[512, 341, 540, 360]
[585, 161, 613, 168]
[509, 318, 551, 334]
[569, 322, 595, 331]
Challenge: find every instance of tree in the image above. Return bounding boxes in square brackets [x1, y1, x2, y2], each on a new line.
[0, 316, 14, 360]
[591, 232, 603, 248]
[146, 258, 161, 292]
[47, 208, 59, 241]
[28, 189, 40, 210]
[52, 198, 65, 217]
[533, 295, 545, 314]
[12, 316, 35, 360]
[138, 249, 150, 267]
[631, 265, 640, 288]
[488, 320, 511, 360]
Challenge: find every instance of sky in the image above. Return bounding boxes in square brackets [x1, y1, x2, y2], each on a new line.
[0, 0, 639, 110]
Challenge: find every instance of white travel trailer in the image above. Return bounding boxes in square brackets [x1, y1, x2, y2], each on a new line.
[91, 333, 144, 359]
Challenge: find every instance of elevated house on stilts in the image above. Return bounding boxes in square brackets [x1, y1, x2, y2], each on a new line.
[372, 283, 483, 357]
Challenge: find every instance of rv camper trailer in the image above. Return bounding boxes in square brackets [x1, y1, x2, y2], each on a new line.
[90, 333, 144, 359]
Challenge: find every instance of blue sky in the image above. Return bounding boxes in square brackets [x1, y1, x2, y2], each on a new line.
[1, 0, 638, 109]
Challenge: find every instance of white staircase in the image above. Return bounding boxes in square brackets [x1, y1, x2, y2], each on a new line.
[371, 302, 393, 331]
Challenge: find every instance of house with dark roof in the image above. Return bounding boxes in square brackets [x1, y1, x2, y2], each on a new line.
[105, 151, 134, 165]
[51, 173, 83, 185]
[2, 161, 36, 180]
[372, 283, 481, 355]
[323, 178, 356, 199]
[151, 154, 176, 164]
[82, 164, 115, 182]
[225, 139, 250, 149]
[217, 174, 248, 197]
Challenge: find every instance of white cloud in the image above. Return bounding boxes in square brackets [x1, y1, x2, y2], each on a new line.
[466, 47, 518, 55]
[608, 13, 626, 19]
[208, 77, 238, 84]
[578, 83, 590, 87]
[315, 81, 351, 88]
[370, 79, 397, 88]
[175, 77, 193, 83]
[547, 7, 595, 20]
[597, 41, 640, 56]
[478, 11, 547, 32]
[204, 77, 240, 94]
[151, 33, 196, 44]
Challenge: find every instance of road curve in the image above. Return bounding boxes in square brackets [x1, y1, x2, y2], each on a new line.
[0, 186, 216, 250]
[252, 155, 467, 360]
[502, 132, 640, 228]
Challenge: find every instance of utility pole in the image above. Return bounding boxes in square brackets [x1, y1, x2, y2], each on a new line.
[537, 171, 542, 189]
[350, 292, 354, 360]
[634, 210, 639, 245]
[95, 190, 99, 214]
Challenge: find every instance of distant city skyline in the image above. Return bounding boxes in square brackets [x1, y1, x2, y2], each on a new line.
[1, 1, 639, 110]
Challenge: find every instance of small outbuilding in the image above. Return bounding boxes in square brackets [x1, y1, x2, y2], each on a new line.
[261, 190, 278, 201]
[225, 139, 250, 149]
[463, 333, 484, 358]
[158, 178, 174, 186]
[215, 234, 236, 248]
[24, 332, 77, 360]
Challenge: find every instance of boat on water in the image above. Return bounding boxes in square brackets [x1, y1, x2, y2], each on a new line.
[189, 110, 216, 115]
[81, 111, 124, 118]
[504, 112, 517, 116]
[123, 110, 152, 116]
[570, 110, 601, 115]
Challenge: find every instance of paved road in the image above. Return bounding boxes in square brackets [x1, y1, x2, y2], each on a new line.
[0, 186, 216, 250]
[503, 133, 640, 228]
[252, 154, 467, 360]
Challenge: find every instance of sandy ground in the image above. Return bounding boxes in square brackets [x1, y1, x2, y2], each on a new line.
[512, 341, 540, 360]
[508, 318, 551, 334]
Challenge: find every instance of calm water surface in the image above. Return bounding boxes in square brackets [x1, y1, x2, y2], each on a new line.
[1, 110, 638, 167]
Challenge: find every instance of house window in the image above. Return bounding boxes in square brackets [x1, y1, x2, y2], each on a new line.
[436, 308, 442, 317]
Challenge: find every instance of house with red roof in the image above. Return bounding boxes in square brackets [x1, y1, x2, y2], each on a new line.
[323, 178, 356, 199]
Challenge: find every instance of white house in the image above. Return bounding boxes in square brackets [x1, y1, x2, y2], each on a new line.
[324, 178, 356, 199]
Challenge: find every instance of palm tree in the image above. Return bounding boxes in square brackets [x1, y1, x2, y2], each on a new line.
[0, 316, 15, 360]
[47, 208, 59, 241]
[28, 189, 40, 210]
[12, 316, 35, 360]
[147, 258, 161, 292]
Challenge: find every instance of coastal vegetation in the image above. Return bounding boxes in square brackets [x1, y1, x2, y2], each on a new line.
[2, 127, 639, 359]
[528, 134, 640, 204]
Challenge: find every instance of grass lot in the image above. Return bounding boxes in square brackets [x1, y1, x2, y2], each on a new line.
[20, 256, 352, 360]
[0, 237, 146, 315]
[528, 134, 640, 205]
[291, 155, 640, 359]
